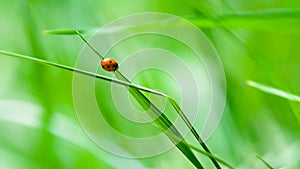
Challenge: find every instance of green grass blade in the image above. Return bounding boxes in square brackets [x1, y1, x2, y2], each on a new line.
[247, 80, 300, 103]
[168, 98, 221, 168]
[247, 80, 300, 125]
[188, 143, 235, 169]
[187, 9, 300, 30]
[43, 29, 90, 35]
[0, 50, 204, 168]
[114, 71, 204, 169]
[75, 31, 105, 60]
[256, 155, 274, 169]
[1, 30, 225, 168]
[43, 9, 300, 36]
[0, 50, 166, 97]
[73, 31, 220, 168]
[1, 49, 233, 168]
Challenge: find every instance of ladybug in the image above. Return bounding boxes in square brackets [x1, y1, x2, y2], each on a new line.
[101, 58, 118, 72]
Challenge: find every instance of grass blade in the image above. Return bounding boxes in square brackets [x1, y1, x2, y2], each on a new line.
[247, 80, 300, 126]
[1, 29, 226, 168]
[75, 31, 221, 168]
[168, 98, 221, 168]
[43, 29, 91, 35]
[1, 49, 234, 168]
[75, 29, 221, 168]
[0, 50, 166, 97]
[247, 80, 300, 103]
[247, 80, 300, 125]
[256, 155, 274, 169]
[113, 71, 205, 169]
[188, 143, 235, 169]
[0, 50, 204, 168]
[43, 9, 300, 36]
[187, 9, 300, 30]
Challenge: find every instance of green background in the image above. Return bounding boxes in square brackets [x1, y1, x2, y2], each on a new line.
[0, 0, 300, 168]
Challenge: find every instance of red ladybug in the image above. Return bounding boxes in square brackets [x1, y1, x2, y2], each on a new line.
[101, 58, 118, 72]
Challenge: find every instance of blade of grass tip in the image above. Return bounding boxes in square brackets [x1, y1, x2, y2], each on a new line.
[247, 80, 300, 103]
[188, 143, 235, 169]
[0, 49, 204, 168]
[256, 155, 274, 169]
[75, 31, 105, 60]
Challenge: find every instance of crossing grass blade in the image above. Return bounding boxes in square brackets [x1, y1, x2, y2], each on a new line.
[73, 30, 221, 168]
[188, 143, 235, 169]
[113, 71, 204, 169]
[45, 29, 224, 168]
[256, 155, 274, 169]
[0, 50, 203, 169]
[0, 49, 237, 168]
[168, 98, 222, 168]
[1, 29, 231, 168]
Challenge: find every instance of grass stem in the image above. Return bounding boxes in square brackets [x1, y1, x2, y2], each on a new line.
[74, 31, 221, 168]
[0, 29, 227, 168]
[256, 155, 274, 169]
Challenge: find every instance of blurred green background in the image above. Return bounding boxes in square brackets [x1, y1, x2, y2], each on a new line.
[0, 0, 300, 168]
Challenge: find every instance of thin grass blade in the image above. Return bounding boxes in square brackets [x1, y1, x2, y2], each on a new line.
[113, 71, 204, 169]
[43, 29, 91, 35]
[187, 9, 300, 30]
[76, 30, 221, 168]
[247, 80, 300, 125]
[0, 50, 204, 168]
[168, 98, 221, 168]
[247, 80, 300, 103]
[43, 9, 300, 35]
[1, 29, 227, 168]
[188, 143, 235, 169]
[0, 49, 235, 168]
[73, 30, 223, 168]
[0, 50, 167, 97]
[256, 155, 274, 169]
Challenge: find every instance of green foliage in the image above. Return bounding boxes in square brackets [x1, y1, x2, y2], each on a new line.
[0, 49, 233, 168]
[0, 0, 300, 169]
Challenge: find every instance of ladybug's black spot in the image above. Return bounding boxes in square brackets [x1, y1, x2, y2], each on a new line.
[109, 60, 112, 63]
[107, 66, 110, 68]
